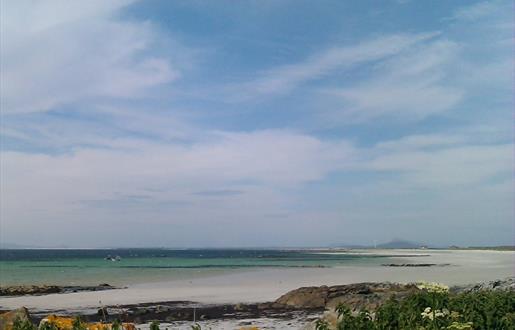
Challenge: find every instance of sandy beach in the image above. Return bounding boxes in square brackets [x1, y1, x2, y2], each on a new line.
[1, 249, 513, 312]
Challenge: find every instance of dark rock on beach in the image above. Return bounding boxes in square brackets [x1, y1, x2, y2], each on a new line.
[275, 282, 420, 311]
[0, 286, 61, 296]
[451, 277, 515, 293]
[275, 286, 329, 309]
[0, 284, 118, 297]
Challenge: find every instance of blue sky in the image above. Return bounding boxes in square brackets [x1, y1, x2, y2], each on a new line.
[0, 0, 512, 247]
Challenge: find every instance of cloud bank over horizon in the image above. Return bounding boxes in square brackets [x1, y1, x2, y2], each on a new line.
[0, 0, 512, 248]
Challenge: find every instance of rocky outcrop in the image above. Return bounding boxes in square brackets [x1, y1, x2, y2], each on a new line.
[275, 286, 330, 309]
[285, 279, 515, 309]
[0, 284, 116, 296]
[0, 307, 31, 330]
[0, 285, 60, 296]
[451, 277, 515, 294]
[275, 282, 420, 311]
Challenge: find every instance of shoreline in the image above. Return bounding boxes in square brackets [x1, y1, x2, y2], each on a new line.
[1, 249, 513, 313]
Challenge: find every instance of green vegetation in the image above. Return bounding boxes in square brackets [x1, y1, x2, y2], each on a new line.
[71, 317, 87, 330]
[149, 321, 160, 330]
[316, 283, 515, 330]
[110, 319, 121, 330]
[36, 322, 57, 330]
[13, 317, 37, 330]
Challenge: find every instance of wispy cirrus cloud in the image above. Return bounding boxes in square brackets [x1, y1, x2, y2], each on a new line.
[368, 143, 512, 187]
[450, 0, 507, 21]
[193, 189, 246, 197]
[0, 0, 179, 114]
[230, 32, 439, 101]
[320, 39, 463, 122]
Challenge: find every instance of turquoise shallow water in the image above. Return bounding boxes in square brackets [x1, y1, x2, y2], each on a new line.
[0, 249, 390, 286]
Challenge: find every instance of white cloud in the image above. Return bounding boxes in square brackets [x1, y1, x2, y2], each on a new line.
[375, 133, 467, 151]
[0, 0, 178, 114]
[368, 143, 512, 187]
[2, 127, 511, 246]
[0, 130, 357, 245]
[1, 130, 354, 189]
[321, 39, 463, 121]
[450, 0, 504, 21]
[231, 32, 438, 100]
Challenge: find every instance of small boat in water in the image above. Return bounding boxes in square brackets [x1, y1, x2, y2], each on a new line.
[104, 255, 122, 262]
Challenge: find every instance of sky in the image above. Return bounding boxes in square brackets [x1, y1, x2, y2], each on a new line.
[0, 0, 513, 248]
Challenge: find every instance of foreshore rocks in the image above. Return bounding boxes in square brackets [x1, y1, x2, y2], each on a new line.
[1, 279, 513, 328]
[275, 282, 420, 311]
[0, 284, 116, 297]
[451, 277, 515, 294]
[0, 286, 60, 296]
[276, 278, 515, 311]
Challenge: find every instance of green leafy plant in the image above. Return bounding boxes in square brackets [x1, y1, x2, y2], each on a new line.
[314, 286, 515, 330]
[71, 317, 87, 330]
[149, 321, 160, 330]
[12, 317, 36, 330]
[111, 319, 122, 330]
[38, 322, 58, 330]
[315, 319, 330, 330]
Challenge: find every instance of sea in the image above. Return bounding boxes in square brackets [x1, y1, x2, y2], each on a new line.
[0, 249, 393, 286]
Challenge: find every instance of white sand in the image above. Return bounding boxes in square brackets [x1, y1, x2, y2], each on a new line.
[1, 249, 513, 312]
